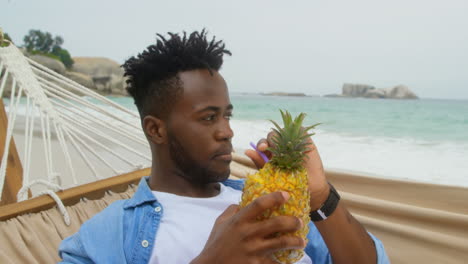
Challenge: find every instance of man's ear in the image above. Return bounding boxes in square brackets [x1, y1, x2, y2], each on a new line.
[143, 115, 167, 144]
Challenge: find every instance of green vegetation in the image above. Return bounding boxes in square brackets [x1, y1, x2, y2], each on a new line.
[23, 29, 74, 68]
[4, 33, 12, 42]
[0, 28, 12, 47]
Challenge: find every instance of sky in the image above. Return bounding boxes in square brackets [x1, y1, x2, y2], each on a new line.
[2, 0, 468, 99]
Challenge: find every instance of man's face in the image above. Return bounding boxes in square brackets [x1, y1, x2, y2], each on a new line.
[166, 69, 233, 184]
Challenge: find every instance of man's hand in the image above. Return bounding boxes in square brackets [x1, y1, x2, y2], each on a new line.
[245, 131, 330, 210]
[245, 131, 380, 264]
[191, 192, 305, 264]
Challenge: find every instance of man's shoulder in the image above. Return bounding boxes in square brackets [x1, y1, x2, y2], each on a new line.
[81, 199, 127, 229]
[67, 199, 127, 245]
[59, 200, 128, 262]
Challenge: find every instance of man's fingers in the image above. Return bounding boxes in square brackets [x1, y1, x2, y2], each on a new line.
[256, 234, 306, 254]
[256, 138, 273, 159]
[252, 216, 303, 238]
[266, 130, 278, 149]
[245, 149, 265, 169]
[256, 138, 269, 152]
[239, 192, 290, 221]
[245, 136, 275, 169]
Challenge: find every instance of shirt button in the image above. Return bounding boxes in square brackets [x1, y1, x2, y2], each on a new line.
[154, 206, 161, 212]
[141, 240, 149, 248]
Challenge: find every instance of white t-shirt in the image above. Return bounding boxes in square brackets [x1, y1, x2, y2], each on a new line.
[149, 184, 312, 264]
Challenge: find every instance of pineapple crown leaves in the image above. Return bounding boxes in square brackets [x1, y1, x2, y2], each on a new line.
[268, 110, 320, 171]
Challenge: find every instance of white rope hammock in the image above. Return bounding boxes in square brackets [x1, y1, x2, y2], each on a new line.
[0, 44, 151, 224]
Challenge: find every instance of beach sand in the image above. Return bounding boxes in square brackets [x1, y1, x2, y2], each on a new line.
[9, 115, 151, 196]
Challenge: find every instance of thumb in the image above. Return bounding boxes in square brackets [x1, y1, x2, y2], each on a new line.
[216, 204, 239, 223]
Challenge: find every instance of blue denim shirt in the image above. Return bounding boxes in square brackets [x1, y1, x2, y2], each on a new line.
[59, 177, 389, 264]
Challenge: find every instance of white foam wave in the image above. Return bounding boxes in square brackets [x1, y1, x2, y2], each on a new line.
[231, 119, 468, 187]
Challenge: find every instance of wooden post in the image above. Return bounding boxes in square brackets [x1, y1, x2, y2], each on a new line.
[0, 99, 25, 206]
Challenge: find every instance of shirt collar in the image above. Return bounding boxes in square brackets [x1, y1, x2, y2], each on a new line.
[124, 176, 157, 209]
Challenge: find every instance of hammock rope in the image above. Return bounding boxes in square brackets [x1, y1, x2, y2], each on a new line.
[0, 44, 150, 225]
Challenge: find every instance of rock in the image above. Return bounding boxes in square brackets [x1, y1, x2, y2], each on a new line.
[72, 57, 124, 77]
[29, 54, 66, 74]
[363, 89, 387, 98]
[339, 83, 418, 99]
[93, 76, 111, 92]
[387, 85, 418, 99]
[64, 71, 95, 89]
[109, 75, 128, 96]
[342, 83, 375, 97]
[72, 57, 126, 95]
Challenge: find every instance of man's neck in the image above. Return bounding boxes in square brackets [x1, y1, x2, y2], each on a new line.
[148, 167, 221, 198]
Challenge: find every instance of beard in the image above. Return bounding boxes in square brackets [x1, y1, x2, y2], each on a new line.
[168, 134, 230, 184]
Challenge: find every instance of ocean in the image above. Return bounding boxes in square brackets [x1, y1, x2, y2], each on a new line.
[112, 94, 468, 187]
[6, 94, 467, 187]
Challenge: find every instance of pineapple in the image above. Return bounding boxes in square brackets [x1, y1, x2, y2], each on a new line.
[240, 110, 319, 264]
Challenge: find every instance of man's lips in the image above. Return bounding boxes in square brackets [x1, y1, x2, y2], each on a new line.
[214, 153, 232, 161]
[213, 147, 233, 161]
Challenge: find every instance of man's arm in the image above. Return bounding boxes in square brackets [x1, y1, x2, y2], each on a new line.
[58, 233, 94, 264]
[305, 140, 378, 263]
[314, 201, 378, 263]
[246, 136, 387, 264]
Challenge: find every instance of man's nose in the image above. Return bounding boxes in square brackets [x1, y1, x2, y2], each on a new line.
[215, 120, 234, 141]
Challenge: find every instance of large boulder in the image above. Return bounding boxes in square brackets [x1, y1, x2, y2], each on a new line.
[72, 57, 124, 78]
[339, 83, 418, 99]
[342, 83, 375, 97]
[363, 89, 387, 98]
[29, 54, 66, 74]
[72, 57, 126, 95]
[387, 85, 418, 99]
[109, 75, 128, 96]
[64, 71, 95, 89]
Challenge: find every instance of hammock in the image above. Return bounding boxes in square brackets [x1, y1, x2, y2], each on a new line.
[0, 43, 151, 223]
[0, 40, 467, 264]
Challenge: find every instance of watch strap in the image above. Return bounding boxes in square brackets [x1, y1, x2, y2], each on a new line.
[309, 183, 341, 222]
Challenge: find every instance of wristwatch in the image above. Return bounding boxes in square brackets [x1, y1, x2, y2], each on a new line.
[309, 183, 341, 222]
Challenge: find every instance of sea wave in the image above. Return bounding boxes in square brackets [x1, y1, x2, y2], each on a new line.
[231, 119, 468, 187]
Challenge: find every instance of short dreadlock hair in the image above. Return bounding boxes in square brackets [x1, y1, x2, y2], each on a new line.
[123, 29, 231, 120]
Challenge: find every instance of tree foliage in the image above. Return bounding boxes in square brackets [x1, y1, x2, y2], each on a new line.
[1, 29, 12, 47]
[53, 47, 74, 68]
[4, 33, 12, 42]
[23, 29, 74, 68]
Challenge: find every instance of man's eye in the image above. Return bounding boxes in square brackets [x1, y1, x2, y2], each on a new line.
[203, 115, 216, 121]
[224, 114, 233, 120]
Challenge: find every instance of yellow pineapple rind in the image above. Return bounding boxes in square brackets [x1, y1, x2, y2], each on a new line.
[240, 163, 311, 264]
